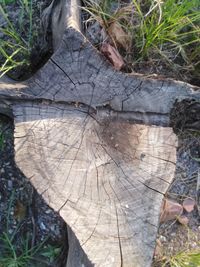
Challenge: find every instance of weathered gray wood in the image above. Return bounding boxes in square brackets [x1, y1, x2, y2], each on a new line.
[0, 0, 199, 266]
[13, 102, 177, 267]
[0, 29, 199, 115]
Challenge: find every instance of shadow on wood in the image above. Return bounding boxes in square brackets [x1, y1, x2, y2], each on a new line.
[0, 0, 200, 266]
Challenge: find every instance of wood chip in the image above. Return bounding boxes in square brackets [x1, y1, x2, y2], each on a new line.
[183, 197, 195, 213]
[100, 43, 125, 70]
[160, 198, 183, 223]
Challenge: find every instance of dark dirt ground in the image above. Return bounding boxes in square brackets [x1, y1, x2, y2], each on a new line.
[0, 0, 200, 267]
[1, 114, 200, 267]
[0, 0, 53, 80]
[0, 115, 68, 266]
[152, 134, 200, 266]
[0, 1, 68, 266]
[84, 4, 200, 87]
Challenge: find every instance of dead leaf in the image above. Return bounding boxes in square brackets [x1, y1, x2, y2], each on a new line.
[100, 43, 125, 70]
[177, 215, 189, 225]
[14, 200, 26, 221]
[160, 198, 183, 223]
[107, 22, 130, 50]
[183, 197, 195, 213]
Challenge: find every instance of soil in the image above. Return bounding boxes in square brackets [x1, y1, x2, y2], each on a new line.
[1, 114, 200, 267]
[83, 3, 200, 87]
[152, 134, 200, 266]
[0, 115, 68, 266]
[0, 1, 68, 266]
[0, 0, 200, 267]
[0, 0, 53, 80]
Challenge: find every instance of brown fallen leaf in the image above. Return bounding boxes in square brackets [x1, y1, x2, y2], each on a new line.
[107, 22, 130, 50]
[100, 43, 125, 70]
[183, 197, 196, 213]
[177, 215, 189, 225]
[160, 198, 183, 223]
[14, 200, 26, 221]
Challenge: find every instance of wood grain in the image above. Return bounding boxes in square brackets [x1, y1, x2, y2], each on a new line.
[0, 0, 199, 266]
[14, 102, 177, 267]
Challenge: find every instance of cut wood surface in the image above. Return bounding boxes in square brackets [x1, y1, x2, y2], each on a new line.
[0, 0, 199, 266]
[14, 102, 177, 267]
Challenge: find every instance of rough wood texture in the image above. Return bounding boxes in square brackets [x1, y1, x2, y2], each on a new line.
[14, 102, 177, 267]
[0, 0, 199, 266]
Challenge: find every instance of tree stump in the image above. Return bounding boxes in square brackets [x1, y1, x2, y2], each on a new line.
[0, 0, 200, 266]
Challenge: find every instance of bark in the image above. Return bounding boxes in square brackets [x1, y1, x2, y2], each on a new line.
[0, 0, 199, 266]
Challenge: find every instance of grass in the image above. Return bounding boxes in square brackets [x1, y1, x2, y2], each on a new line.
[153, 225, 200, 267]
[0, 232, 42, 267]
[0, 121, 65, 267]
[160, 249, 200, 267]
[0, 0, 34, 78]
[0, 0, 15, 4]
[0, 231, 61, 267]
[132, 0, 200, 63]
[0, 192, 62, 267]
[83, 0, 200, 78]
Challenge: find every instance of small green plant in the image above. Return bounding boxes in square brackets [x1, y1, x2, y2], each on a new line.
[0, 230, 62, 267]
[0, 0, 15, 4]
[0, 0, 33, 77]
[40, 244, 61, 264]
[131, 0, 200, 63]
[0, 192, 62, 267]
[153, 224, 200, 267]
[0, 232, 38, 267]
[83, 0, 200, 77]
[161, 249, 200, 267]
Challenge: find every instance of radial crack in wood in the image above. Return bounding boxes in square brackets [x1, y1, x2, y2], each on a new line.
[0, 0, 199, 266]
[14, 102, 177, 267]
[0, 27, 199, 115]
